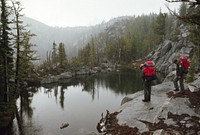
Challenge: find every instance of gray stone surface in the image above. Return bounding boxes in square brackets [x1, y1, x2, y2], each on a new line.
[188, 77, 200, 92]
[116, 81, 200, 133]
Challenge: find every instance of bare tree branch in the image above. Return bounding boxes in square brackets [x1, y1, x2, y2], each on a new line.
[166, 0, 200, 6]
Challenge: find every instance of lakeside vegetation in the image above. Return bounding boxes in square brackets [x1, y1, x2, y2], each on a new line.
[0, 0, 200, 132]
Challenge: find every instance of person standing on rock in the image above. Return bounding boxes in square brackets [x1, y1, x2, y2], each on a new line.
[140, 61, 156, 102]
[173, 57, 190, 93]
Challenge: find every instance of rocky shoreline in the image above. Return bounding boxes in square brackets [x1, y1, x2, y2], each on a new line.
[93, 30, 200, 135]
[97, 79, 200, 135]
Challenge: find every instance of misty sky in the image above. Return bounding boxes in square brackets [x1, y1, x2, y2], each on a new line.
[20, 0, 180, 27]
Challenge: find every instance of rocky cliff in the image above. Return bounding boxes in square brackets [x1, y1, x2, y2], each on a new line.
[149, 38, 194, 75]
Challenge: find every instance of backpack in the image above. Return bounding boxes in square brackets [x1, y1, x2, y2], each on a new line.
[143, 61, 157, 81]
[143, 61, 155, 77]
[179, 56, 190, 70]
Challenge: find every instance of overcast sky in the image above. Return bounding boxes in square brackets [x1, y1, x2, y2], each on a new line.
[20, 0, 180, 27]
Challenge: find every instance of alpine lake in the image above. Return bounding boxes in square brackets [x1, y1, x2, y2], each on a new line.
[3, 69, 162, 135]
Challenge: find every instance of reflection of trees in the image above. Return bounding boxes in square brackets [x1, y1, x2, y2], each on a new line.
[43, 83, 56, 98]
[60, 86, 65, 109]
[43, 84, 65, 109]
[95, 71, 138, 94]
[19, 87, 34, 118]
[81, 69, 144, 95]
[54, 86, 58, 103]
[41, 69, 149, 106]
[81, 78, 96, 100]
[76, 69, 145, 100]
[16, 86, 42, 135]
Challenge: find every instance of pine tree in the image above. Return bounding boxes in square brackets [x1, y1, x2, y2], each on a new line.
[11, 0, 25, 92]
[19, 31, 37, 84]
[52, 41, 58, 66]
[58, 42, 67, 68]
[11, 0, 37, 92]
[179, 2, 188, 16]
[153, 11, 167, 43]
[0, 0, 14, 102]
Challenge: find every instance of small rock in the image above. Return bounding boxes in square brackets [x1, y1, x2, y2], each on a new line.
[180, 120, 186, 124]
[153, 129, 165, 135]
[60, 123, 69, 129]
[185, 123, 193, 128]
[149, 107, 154, 110]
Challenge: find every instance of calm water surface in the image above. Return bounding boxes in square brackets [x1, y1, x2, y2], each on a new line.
[10, 69, 145, 135]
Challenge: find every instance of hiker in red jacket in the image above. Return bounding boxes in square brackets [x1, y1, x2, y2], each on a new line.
[173, 57, 190, 92]
[140, 61, 156, 102]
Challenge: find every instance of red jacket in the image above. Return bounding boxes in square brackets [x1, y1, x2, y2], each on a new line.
[143, 61, 155, 77]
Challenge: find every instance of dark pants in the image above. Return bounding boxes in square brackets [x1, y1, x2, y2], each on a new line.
[144, 81, 151, 101]
[173, 74, 185, 91]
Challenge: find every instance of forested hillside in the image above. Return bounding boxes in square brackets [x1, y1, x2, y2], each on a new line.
[47, 13, 178, 69]
[23, 16, 130, 60]
[24, 14, 177, 63]
[76, 13, 177, 66]
[36, 1, 200, 77]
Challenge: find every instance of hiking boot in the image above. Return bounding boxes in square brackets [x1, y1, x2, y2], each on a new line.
[174, 88, 179, 91]
[142, 99, 148, 102]
[142, 99, 150, 102]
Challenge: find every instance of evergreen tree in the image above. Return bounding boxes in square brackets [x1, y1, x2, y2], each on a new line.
[12, 0, 21, 93]
[52, 41, 58, 66]
[11, 0, 37, 92]
[179, 2, 188, 16]
[153, 11, 167, 43]
[19, 31, 37, 84]
[0, 0, 14, 102]
[90, 36, 95, 66]
[78, 43, 93, 67]
[187, 54, 197, 82]
[58, 42, 67, 68]
[166, 0, 200, 26]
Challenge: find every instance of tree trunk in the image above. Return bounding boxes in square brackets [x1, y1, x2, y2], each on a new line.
[15, 12, 20, 94]
[3, 55, 9, 102]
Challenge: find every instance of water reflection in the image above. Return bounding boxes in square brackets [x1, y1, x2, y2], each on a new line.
[13, 86, 42, 135]
[7, 69, 153, 135]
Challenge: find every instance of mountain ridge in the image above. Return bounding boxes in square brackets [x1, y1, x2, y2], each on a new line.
[22, 16, 132, 61]
[23, 16, 93, 60]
